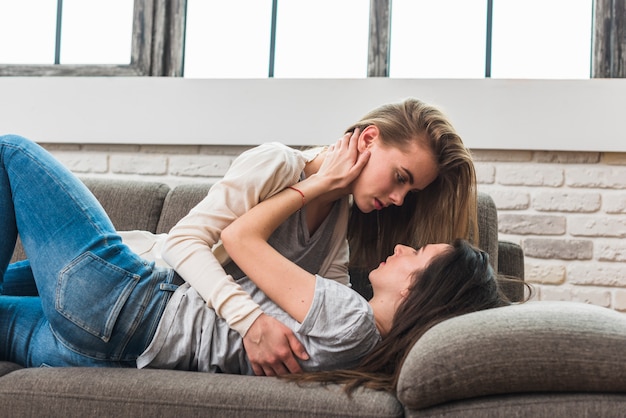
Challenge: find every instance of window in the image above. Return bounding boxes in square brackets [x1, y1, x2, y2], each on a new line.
[490, 0, 592, 79]
[183, 0, 369, 78]
[183, 0, 273, 78]
[0, 0, 155, 76]
[0, 0, 602, 79]
[389, 0, 487, 78]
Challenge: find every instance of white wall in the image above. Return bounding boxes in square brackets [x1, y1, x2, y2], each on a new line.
[2, 77, 626, 151]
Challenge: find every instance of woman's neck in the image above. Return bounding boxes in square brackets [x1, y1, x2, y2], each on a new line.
[368, 297, 395, 338]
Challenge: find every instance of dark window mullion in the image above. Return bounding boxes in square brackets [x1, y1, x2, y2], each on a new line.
[54, 0, 63, 65]
[367, 0, 391, 77]
[485, 0, 493, 78]
[268, 0, 278, 78]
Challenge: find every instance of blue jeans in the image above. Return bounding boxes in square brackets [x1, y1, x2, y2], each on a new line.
[0, 135, 175, 367]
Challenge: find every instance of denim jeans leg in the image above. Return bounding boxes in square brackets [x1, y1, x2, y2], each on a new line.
[0, 135, 172, 366]
[2, 260, 39, 296]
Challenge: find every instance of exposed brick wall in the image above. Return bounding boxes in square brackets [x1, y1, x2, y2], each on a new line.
[475, 150, 626, 312]
[43, 143, 626, 312]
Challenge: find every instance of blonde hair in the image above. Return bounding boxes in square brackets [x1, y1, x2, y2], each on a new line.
[346, 98, 478, 270]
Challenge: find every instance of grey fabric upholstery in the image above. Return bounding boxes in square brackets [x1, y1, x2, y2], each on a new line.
[397, 301, 626, 410]
[80, 177, 170, 233]
[497, 240, 525, 301]
[477, 192, 498, 273]
[0, 367, 402, 418]
[10, 178, 170, 262]
[156, 183, 212, 234]
[3, 178, 567, 417]
[407, 393, 626, 418]
[0, 361, 21, 378]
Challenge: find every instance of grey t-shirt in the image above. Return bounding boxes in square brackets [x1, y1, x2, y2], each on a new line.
[137, 199, 381, 373]
[136, 276, 380, 374]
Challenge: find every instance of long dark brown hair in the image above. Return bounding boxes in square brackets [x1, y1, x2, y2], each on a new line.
[284, 240, 521, 393]
[346, 98, 478, 272]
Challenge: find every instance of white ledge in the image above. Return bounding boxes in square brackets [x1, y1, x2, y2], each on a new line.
[1, 77, 624, 152]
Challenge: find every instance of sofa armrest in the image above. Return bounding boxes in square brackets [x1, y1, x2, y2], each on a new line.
[497, 240, 525, 302]
[396, 301, 626, 411]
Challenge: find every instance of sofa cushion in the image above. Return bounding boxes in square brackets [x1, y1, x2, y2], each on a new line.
[0, 361, 22, 378]
[10, 178, 170, 262]
[397, 301, 626, 410]
[80, 178, 170, 233]
[156, 183, 213, 234]
[0, 367, 402, 417]
[406, 393, 626, 418]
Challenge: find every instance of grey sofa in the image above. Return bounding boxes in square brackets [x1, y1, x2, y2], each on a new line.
[2, 178, 625, 417]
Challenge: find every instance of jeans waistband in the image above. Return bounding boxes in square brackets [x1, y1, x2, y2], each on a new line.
[159, 270, 184, 292]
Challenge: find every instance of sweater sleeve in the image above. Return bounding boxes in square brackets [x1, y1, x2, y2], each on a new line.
[162, 143, 306, 336]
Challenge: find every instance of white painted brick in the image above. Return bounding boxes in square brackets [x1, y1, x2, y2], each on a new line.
[602, 152, 626, 165]
[522, 238, 593, 260]
[199, 144, 252, 156]
[54, 152, 108, 173]
[526, 284, 541, 301]
[499, 214, 566, 235]
[568, 215, 626, 238]
[613, 290, 626, 312]
[169, 155, 233, 177]
[596, 239, 626, 262]
[479, 187, 530, 210]
[535, 151, 600, 164]
[524, 262, 566, 284]
[475, 163, 495, 184]
[471, 150, 532, 162]
[566, 166, 626, 189]
[111, 154, 168, 175]
[539, 285, 611, 308]
[141, 144, 200, 155]
[604, 192, 626, 214]
[84, 144, 140, 152]
[43, 144, 81, 151]
[497, 164, 564, 187]
[532, 190, 601, 213]
[568, 262, 626, 287]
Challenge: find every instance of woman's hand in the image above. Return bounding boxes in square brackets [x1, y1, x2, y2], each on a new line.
[243, 313, 308, 376]
[315, 129, 370, 192]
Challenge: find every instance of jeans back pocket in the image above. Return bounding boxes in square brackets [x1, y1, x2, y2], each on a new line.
[56, 252, 139, 344]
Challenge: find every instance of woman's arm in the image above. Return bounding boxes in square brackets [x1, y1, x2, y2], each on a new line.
[221, 132, 369, 322]
[163, 143, 313, 376]
[162, 143, 305, 334]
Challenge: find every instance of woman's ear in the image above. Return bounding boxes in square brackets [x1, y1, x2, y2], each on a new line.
[357, 125, 379, 153]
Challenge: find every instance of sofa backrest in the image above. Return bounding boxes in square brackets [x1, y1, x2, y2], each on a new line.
[80, 178, 171, 233]
[156, 183, 213, 234]
[10, 179, 509, 298]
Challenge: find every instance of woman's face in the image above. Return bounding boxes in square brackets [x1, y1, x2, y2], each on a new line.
[369, 243, 451, 294]
[351, 127, 439, 213]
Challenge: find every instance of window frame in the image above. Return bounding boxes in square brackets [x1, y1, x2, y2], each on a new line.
[0, 0, 186, 77]
[0, 0, 621, 79]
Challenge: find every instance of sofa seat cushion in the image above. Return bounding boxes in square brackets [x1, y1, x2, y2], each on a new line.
[397, 301, 626, 410]
[0, 361, 22, 378]
[0, 367, 402, 418]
